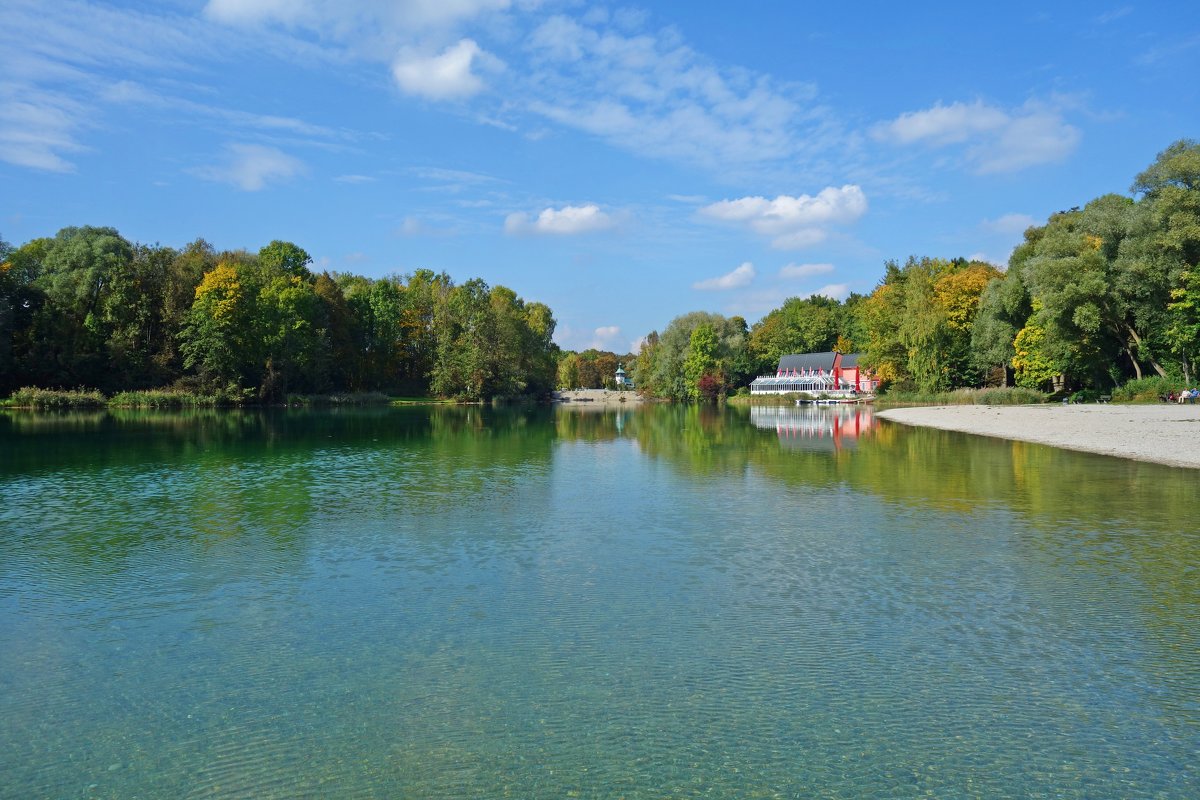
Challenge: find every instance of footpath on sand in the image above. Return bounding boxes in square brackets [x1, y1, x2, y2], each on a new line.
[876, 403, 1200, 470]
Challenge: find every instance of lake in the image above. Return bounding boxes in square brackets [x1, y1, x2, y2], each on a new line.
[1, 404, 1196, 798]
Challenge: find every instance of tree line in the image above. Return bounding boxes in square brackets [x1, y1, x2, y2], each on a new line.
[0, 230, 558, 401]
[628, 139, 1200, 399]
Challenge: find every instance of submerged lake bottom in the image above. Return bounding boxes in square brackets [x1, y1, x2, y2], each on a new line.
[1, 405, 1196, 798]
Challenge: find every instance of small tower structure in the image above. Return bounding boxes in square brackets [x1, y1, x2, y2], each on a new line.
[614, 363, 634, 389]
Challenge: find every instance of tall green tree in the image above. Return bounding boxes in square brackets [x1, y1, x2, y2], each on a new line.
[179, 261, 260, 388]
[862, 257, 997, 391]
[747, 295, 843, 374]
[31, 226, 136, 388]
[637, 312, 748, 400]
[683, 323, 721, 400]
[1133, 139, 1200, 377]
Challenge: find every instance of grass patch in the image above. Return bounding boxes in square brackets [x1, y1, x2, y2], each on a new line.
[3, 387, 107, 409]
[286, 392, 392, 406]
[876, 387, 1047, 408]
[389, 396, 454, 405]
[728, 393, 819, 406]
[108, 389, 238, 408]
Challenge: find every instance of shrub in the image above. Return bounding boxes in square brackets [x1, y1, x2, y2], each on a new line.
[1110, 376, 1183, 403]
[108, 389, 237, 408]
[4, 387, 106, 409]
[877, 387, 1047, 407]
[286, 392, 391, 406]
[974, 387, 1048, 405]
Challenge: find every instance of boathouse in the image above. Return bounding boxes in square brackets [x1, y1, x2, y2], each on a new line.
[748, 351, 878, 395]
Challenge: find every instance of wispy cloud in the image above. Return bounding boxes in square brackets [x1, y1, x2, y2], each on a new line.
[102, 79, 351, 141]
[1095, 6, 1133, 24]
[411, 166, 499, 184]
[1135, 33, 1200, 66]
[779, 262, 834, 279]
[699, 186, 867, 249]
[0, 87, 88, 172]
[204, 0, 513, 39]
[523, 14, 839, 171]
[191, 143, 306, 190]
[873, 99, 1081, 174]
[505, 204, 616, 235]
[693, 261, 756, 291]
[981, 213, 1036, 235]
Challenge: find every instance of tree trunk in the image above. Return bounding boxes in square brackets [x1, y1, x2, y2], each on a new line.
[1124, 322, 1167, 378]
[1126, 347, 1143, 380]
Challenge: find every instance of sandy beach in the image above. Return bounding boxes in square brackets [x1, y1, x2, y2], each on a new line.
[552, 388, 643, 406]
[876, 403, 1200, 469]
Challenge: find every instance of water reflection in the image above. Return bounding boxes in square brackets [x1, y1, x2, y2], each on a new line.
[748, 404, 876, 450]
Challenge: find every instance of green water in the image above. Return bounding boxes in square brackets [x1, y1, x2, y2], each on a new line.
[0, 405, 1196, 798]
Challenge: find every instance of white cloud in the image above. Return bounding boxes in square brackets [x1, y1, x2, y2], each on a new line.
[812, 283, 850, 301]
[699, 185, 867, 249]
[589, 325, 621, 349]
[505, 204, 616, 235]
[630, 335, 648, 354]
[335, 174, 376, 183]
[873, 100, 1081, 174]
[981, 213, 1036, 235]
[874, 100, 1008, 146]
[191, 143, 306, 190]
[967, 252, 1005, 267]
[393, 39, 497, 100]
[974, 109, 1080, 174]
[693, 261, 756, 291]
[779, 262, 834, 279]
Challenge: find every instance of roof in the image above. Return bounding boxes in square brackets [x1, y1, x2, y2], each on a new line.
[778, 352, 838, 372]
[776, 351, 864, 372]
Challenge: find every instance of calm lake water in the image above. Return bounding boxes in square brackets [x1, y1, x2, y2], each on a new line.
[1, 404, 1196, 798]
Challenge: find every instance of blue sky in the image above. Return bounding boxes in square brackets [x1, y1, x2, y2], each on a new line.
[2, 1, 1197, 352]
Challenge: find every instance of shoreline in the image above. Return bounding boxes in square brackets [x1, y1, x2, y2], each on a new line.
[552, 389, 643, 406]
[876, 404, 1200, 470]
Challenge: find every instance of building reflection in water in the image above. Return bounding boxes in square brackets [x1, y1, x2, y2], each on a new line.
[749, 405, 876, 451]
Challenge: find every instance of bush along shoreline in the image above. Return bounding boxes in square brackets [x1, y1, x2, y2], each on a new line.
[1, 387, 396, 410]
[873, 387, 1048, 408]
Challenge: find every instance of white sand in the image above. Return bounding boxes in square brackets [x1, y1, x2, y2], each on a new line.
[876, 403, 1200, 469]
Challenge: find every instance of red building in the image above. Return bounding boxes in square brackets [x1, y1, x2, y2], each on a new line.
[750, 351, 879, 395]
